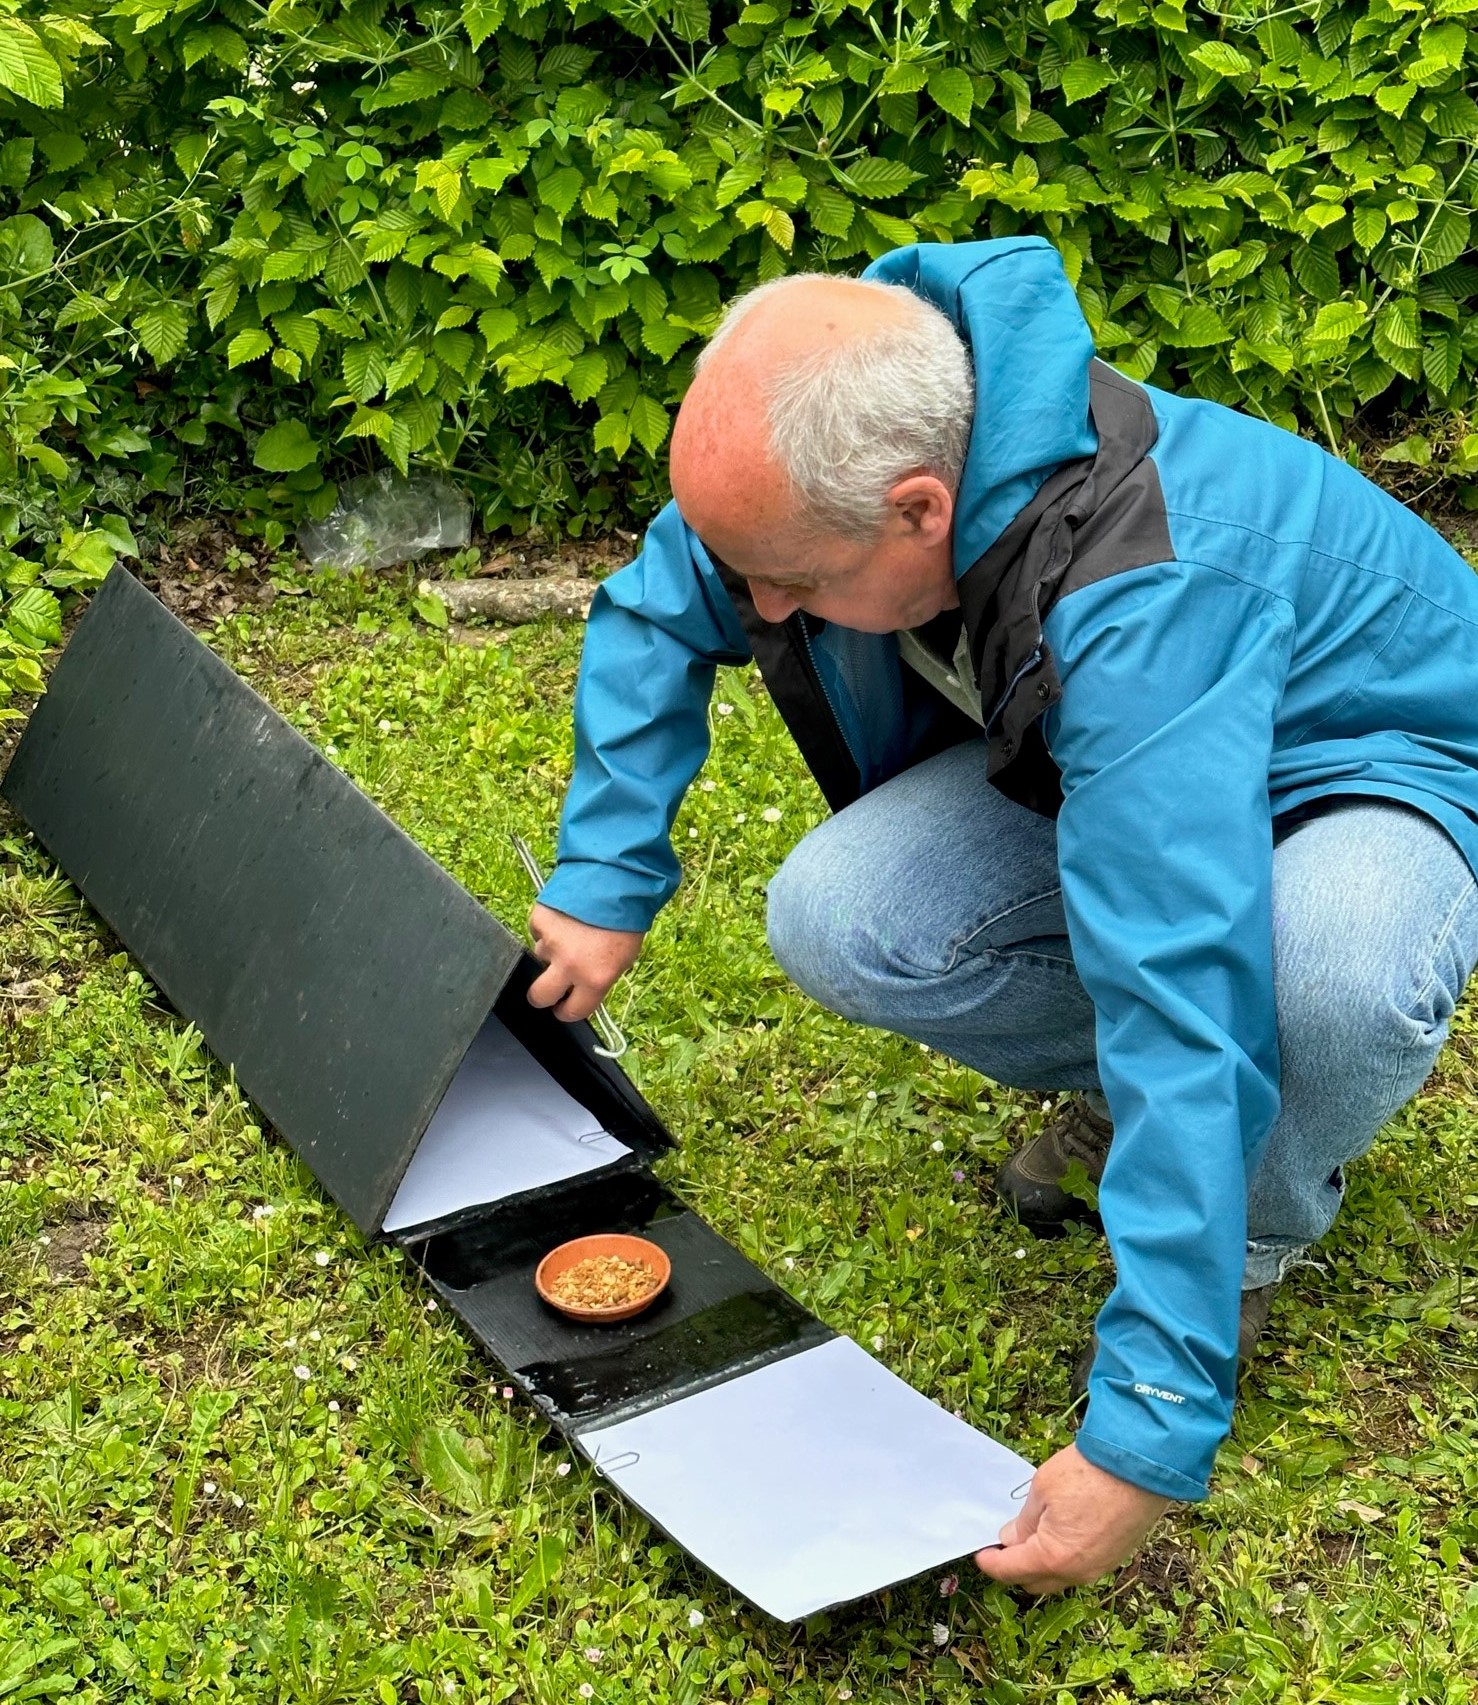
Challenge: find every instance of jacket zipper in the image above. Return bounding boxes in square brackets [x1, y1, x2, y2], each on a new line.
[984, 644, 1043, 734]
[796, 613, 860, 769]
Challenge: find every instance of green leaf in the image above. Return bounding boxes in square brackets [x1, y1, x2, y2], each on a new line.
[0, 136, 34, 191]
[0, 211, 52, 278]
[1420, 20, 1468, 64]
[1423, 331, 1464, 392]
[169, 1391, 236, 1541]
[433, 329, 475, 373]
[226, 328, 272, 368]
[565, 348, 608, 403]
[134, 301, 191, 366]
[715, 159, 764, 207]
[1379, 432, 1431, 466]
[20, 441, 68, 479]
[642, 320, 692, 360]
[537, 165, 583, 219]
[6, 586, 61, 649]
[360, 209, 420, 264]
[507, 1536, 567, 1619]
[1060, 58, 1115, 104]
[839, 156, 923, 199]
[343, 342, 387, 402]
[253, 421, 319, 473]
[1377, 297, 1421, 348]
[385, 349, 426, 397]
[1011, 111, 1068, 142]
[172, 133, 209, 180]
[341, 407, 395, 442]
[182, 25, 246, 70]
[49, 524, 119, 583]
[1291, 242, 1341, 301]
[1374, 299, 1422, 376]
[1307, 300, 1366, 347]
[670, 0, 711, 42]
[478, 308, 519, 351]
[881, 60, 929, 96]
[806, 184, 854, 237]
[275, 313, 321, 362]
[862, 207, 917, 246]
[413, 592, 449, 629]
[539, 45, 596, 85]
[1429, 91, 1478, 137]
[1059, 1157, 1099, 1210]
[761, 205, 794, 249]
[1418, 206, 1469, 273]
[461, 0, 505, 49]
[629, 393, 670, 455]
[811, 86, 844, 133]
[363, 68, 448, 113]
[469, 157, 518, 193]
[0, 20, 64, 108]
[396, 394, 441, 455]
[926, 65, 974, 124]
[1190, 41, 1256, 80]
[1352, 205, 1387, 251]
[325, 239, 367, 295]
[593, 411, 630, 456]
[1167, 302, 1231, 346]
[1375, 82, 1417, 117]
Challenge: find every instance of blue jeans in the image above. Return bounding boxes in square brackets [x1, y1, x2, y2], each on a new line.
[767, 741, 1478, 1288]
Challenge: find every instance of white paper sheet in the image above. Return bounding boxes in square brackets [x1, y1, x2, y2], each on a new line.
[576, 1335, 1033, 1621]
[383, 1014, 631, 1233]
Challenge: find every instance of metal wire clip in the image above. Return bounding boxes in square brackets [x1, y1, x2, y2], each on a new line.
[510, 832, 629, 1060]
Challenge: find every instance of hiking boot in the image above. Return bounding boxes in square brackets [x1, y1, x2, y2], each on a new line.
[995, 1095, 1114, 1232]
[1069, 1282, 1281, 1406]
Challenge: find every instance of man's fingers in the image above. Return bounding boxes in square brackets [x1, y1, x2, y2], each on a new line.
[996, 1478, 1044, 1549]
[973, 1533, 1075, 1594]
[527, 958, 607, 1022]
[527, 961, 574, 1011]
[552, 983, 602, 1023]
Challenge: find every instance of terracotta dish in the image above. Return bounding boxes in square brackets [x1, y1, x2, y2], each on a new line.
[535, 1232, 671, 1323]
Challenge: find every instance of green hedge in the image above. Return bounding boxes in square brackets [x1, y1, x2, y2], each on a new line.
[2, 0, 1477, 699]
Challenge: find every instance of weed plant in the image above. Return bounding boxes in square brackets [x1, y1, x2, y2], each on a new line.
[2, 574, 1478, 1700]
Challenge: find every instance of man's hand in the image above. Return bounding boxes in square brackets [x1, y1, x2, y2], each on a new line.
[527, 903, 644, 1022]
[974, 1444, 1170, 1595]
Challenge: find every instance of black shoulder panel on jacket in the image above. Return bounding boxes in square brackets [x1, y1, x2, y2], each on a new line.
[957, 362, 1172, 818]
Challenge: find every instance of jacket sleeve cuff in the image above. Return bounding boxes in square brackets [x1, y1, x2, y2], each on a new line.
[1075, 1428, 1209, 1503]
[537, 860, 667, 935]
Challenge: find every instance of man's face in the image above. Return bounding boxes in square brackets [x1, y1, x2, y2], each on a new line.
[689, 479, 960, 635]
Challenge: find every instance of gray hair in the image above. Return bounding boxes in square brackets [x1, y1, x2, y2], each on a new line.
[695, 274, 975, 543]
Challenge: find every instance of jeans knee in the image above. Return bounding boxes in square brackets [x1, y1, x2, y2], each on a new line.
[1274, 806, 1478, 1089]
[766, 829, 940, 1022]
[1277, 952, 1445, 1095]
[766, 837, 865, 1015]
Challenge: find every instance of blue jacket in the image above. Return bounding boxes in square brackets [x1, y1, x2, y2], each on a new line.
[542, 237, 1478, 1500]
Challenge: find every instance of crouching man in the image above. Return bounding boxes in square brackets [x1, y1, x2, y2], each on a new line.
[525, 238, 1478, 1592]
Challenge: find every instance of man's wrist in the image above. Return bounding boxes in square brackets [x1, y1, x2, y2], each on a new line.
[537, 859, 665, 935]
[1075, 1427, 1207, 1503]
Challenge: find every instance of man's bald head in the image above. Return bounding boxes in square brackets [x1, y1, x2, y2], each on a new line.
[670, 273, 973, 562]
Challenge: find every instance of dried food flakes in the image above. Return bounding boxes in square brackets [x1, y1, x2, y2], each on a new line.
[547, 1254, 658, 1309]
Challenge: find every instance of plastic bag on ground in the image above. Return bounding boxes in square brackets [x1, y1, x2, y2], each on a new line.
[298, 471, 471, 572]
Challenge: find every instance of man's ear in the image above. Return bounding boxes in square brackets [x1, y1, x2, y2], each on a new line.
[888, 474, 954, 544]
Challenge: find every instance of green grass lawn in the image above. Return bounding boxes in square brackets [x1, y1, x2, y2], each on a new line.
[4, 569, 1478, 1703]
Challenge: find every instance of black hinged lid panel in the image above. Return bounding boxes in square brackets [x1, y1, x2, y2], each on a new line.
[1, 568, 520, 1233]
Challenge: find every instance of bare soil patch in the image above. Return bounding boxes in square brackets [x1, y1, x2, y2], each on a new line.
[41, 1215, 109, 1281]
